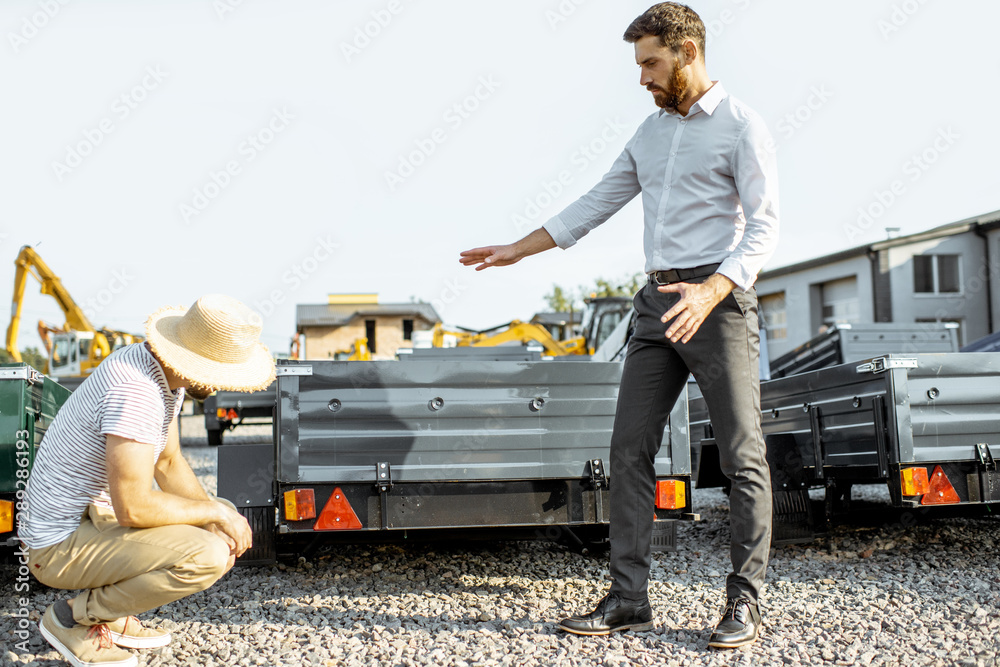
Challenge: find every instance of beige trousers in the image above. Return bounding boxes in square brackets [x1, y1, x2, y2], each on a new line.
[28, 499, 236, 626]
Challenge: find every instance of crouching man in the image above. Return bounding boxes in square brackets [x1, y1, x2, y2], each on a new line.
[19, 294, 275, 667]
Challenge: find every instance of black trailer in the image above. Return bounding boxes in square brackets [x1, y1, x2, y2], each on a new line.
[692, 352, 1000, 542]
[218, 359, 692, 564]
[202, 382, 276, 446]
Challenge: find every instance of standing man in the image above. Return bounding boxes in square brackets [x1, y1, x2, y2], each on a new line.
[460, 3, 778, 649]
[20, 294, 276, 667]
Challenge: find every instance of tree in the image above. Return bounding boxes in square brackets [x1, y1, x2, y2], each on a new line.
[544, 272, 644, 312]
[20, 347, 46, 371]
[0, 346, 48, 371]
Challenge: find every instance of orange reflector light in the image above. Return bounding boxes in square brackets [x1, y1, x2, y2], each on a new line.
[0, 499, 13, 533]
[314, 487, 362, 530]
[921, 465, 960, 505]
[283, 489, 316, 521]
[655, 479, 686, 510]
[226, 409, 239, 420]
[900, 467, 930, 496]
[216, 408, 227, 419]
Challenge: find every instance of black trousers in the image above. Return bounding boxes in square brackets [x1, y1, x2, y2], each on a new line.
[608, 279, 772, 604]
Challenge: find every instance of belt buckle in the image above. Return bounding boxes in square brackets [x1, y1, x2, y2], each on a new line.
[652, 270, 679, 286]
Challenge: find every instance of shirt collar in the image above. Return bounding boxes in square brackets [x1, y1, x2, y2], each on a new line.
[659, 81, 726, 118]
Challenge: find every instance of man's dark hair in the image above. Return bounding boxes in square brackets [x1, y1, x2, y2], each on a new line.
[623, 3, 706, 60]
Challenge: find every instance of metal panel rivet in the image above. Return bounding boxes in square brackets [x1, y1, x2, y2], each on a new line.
[771, 409, 779, 419]
[926, 387, 940, 400]
[328, 399, 342, 412]
[802, 403, 810, 413]
[852, 397, 861, 408]
[428, 397, 444, 411]
[529, 397, 545, 412]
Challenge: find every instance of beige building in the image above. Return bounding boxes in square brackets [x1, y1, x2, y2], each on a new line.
[296, 294, 441, 360]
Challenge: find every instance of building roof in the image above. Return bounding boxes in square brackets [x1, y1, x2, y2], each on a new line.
[760, 209, 1000, 280]
[296, 302, 441, 329]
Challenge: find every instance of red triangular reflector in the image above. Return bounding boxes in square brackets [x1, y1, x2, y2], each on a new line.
[314, 487, 363, 530]
[921, 465, 960, 505]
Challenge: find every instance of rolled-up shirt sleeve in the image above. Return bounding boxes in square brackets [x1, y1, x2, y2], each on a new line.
[542, 131, 643, 249]
[717, 115, 779, 291]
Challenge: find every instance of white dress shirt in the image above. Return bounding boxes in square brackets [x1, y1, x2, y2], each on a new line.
[542, 82, 779, 291]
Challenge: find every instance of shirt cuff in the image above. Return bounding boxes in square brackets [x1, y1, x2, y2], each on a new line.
[717, 259, 755, 292]
[542, 215, 578, 249]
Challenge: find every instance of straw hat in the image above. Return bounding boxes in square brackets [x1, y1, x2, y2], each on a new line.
[145, 294, 275, 392]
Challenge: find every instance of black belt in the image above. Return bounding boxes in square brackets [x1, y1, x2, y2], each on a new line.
[648, 263, 721, 285]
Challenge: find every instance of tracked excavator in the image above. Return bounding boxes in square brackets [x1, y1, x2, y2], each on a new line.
[5, 245, 142, 387]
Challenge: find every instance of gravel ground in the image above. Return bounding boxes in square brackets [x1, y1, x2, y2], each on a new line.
[4, 436, 999, 667]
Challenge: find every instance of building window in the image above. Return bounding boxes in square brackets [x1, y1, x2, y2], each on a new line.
[402, 319, 414, 341]
[913, 254, 961, 294]
[820, 276, 860, 327]
[365, 319, 377, 354]
[759, 292, 787, 340]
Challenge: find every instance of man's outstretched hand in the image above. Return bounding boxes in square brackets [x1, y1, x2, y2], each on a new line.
[657, 273, 737, 344]
[459, 244, 522, 271]
[460, 228, 558, 271]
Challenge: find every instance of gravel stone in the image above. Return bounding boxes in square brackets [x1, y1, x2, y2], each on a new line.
[3, 443, 999, 666]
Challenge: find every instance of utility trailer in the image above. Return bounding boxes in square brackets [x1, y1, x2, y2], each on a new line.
[0, 364, 71, 548]
[769, 322, 959, 379]
[218, 359, 692, 565]
[691, 352, 1000, 542]
[202, 382, 276, 446]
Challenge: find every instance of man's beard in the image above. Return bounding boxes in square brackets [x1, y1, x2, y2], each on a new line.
[649, 59, 689, 110]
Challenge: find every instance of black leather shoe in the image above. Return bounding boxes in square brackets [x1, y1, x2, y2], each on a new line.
[557, 593, 654, 636]
[708, 597, 761, 648]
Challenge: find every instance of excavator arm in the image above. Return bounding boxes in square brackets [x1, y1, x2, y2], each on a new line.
[6, 246, 119, 370]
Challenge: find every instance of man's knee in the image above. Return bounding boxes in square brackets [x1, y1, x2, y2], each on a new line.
[173, 528, 232, 592]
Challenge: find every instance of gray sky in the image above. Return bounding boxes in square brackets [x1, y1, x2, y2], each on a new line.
[3, 0, 998, 355]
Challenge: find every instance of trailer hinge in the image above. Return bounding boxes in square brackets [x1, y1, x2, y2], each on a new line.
[855, 357, 918, 374]
[276, 365, 313, 376]
[976, 443, 996, 471]
[0, 367, 42, 383]
[375, 462, 392, 530]
[588, 458, 607, 523]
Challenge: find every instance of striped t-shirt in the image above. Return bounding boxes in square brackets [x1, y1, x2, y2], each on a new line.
[19, 343, 184, 549]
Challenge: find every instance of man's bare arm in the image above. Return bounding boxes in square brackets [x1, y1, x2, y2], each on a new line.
[153, 419, 210, 502]
[459, 228, 557, 271]
[106, 434, 252, 555]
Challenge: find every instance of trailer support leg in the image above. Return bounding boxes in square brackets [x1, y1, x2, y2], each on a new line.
[375, 461, 392, 530]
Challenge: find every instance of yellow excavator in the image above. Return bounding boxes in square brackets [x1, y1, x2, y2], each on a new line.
[6, 246, 143, 384]
[430, 297, 633, 357]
